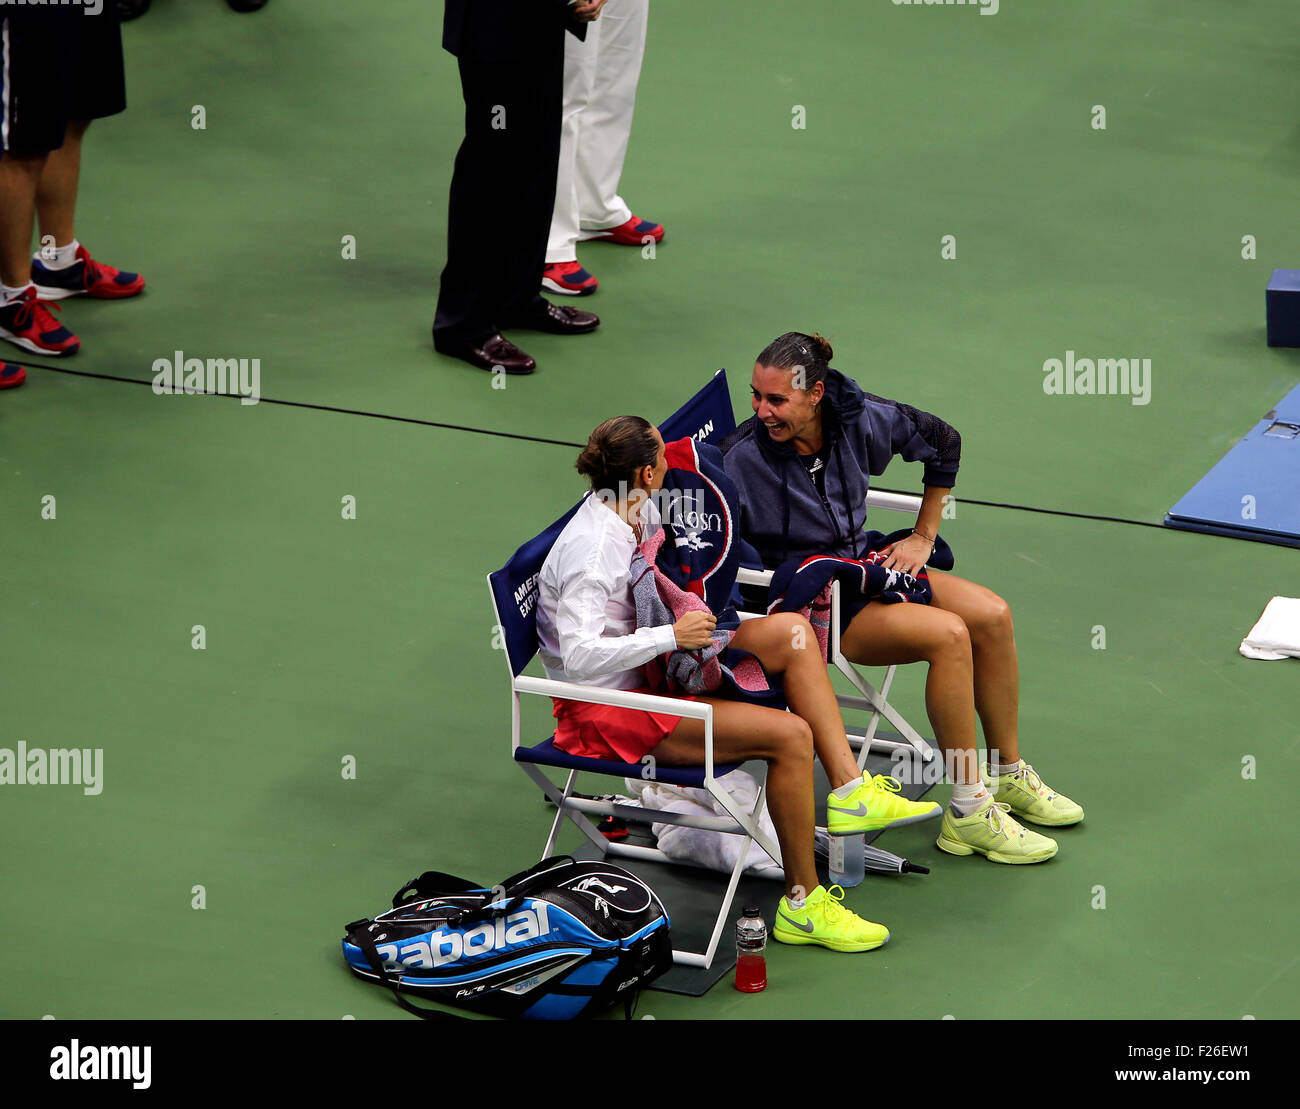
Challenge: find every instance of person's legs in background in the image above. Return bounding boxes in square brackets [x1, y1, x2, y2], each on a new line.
[575, 0, 662, 246]
[542, 19, 600, 297]
[0, 14, 81, 359]
[29, 9, 145, 303]
[435, 26, 599, 375]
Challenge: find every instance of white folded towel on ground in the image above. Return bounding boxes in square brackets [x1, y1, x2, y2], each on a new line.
[1240, 596, 1300, 660]
[624, 772, 785, 880]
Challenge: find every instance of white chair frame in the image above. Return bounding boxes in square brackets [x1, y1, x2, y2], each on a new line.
[488, 576, 783, 971]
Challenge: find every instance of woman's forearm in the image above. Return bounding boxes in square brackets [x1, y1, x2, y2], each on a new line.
[913, 484, 949, 541]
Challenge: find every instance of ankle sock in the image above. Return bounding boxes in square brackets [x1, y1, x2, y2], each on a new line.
[950, 781, 992, 817]
[1, 283, 33, 304]
[831, 776, 864, 800]
[36, 240, 80, 269]
[990, 756, 1024, 779]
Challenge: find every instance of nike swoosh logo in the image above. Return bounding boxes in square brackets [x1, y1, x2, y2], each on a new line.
[827, 802, 868, 817]
[777, 911, 815, 933]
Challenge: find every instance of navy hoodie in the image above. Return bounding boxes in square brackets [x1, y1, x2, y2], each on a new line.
[719, 368, 961, 570]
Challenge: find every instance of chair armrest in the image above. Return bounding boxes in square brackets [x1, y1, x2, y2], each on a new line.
[512, 675, 713, 722]
[866, 490, 922, 513]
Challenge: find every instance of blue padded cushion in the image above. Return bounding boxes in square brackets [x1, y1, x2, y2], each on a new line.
[516, 735, 742, 788]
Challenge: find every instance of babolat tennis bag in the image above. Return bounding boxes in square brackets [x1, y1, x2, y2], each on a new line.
[341, 855, 672, 1020]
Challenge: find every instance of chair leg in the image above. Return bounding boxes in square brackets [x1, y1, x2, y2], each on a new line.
[520, 764, 608, 858]
[835, 658, 939, 763]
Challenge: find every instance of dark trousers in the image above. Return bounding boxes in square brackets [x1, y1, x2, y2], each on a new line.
[433, 32, 565, 347]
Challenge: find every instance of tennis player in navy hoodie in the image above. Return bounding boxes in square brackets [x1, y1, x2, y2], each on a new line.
[721, 331, 1085, 865]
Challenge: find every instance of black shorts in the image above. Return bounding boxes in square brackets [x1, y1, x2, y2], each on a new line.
[1, 9, 126, 157]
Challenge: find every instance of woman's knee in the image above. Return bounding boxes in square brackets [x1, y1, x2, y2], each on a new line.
[770, 612, 815, 653]
[928, 612, 972, 659]
[968, 594, 1013, 641]
[770, 714, 815, 764]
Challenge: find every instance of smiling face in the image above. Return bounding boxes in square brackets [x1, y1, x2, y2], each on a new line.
[750, 363, 825, 448]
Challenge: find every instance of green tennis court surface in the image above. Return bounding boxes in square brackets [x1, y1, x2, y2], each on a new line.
[1, 0, 1297, 1021]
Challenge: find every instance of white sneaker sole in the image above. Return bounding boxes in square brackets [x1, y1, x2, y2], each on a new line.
[935, 832, 1058, 864]
[0, 327, 77, 356]
[31, 284, 82, 301]
[540, 277, 595, 296]
[826, 803, 942, 835]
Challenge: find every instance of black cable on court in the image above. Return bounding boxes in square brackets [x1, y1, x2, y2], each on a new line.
[20, 358, 1171, 531]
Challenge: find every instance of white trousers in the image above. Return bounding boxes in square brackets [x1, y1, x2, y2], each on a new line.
[546, 0, 650, 263]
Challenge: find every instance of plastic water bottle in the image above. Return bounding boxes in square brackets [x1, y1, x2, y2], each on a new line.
[734, 904, 767, 992]
[829, 833, 867, 888]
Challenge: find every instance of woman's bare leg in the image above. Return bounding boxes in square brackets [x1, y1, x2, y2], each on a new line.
[653, 698, 819, 900]
[838, 601, 980, 785]
[727, 613, 860, 789]
[927, 572, 1020, 766]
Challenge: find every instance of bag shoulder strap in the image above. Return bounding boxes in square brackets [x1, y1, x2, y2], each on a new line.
[392, 871, 484, 907]
[351, 924, 468, 1022]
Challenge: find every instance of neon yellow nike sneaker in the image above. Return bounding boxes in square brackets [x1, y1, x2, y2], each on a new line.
[772, 885, 890, 952]
[825, 774, 942, 835]
[982, 761, 1085, 827]
[936, 799, 1058, 864]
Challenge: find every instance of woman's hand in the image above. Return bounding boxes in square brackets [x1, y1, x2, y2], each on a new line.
[673, 611, 717, 650]
[571, 0, 608, 21]
[879, 533, 933, 577]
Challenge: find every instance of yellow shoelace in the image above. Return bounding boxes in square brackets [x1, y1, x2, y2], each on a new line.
[819, 885, 848, 922]
[870, 774, 903, 794]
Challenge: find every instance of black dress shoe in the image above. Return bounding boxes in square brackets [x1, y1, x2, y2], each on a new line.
[434, 332, 536, 374]
[505, 301, 600, 335]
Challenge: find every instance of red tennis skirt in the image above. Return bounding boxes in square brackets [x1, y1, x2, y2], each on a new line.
[551, 689, 696, 764]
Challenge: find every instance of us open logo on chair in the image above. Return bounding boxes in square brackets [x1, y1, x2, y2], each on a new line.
[658, 438, 734, 600]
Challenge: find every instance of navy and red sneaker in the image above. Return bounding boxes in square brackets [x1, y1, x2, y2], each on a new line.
[541, 260, 599, 296]
[1, 362, 27, 389]
[579, 215, 665, 246]
[0, 287, 80, 356]
[31, 245, 146, 301]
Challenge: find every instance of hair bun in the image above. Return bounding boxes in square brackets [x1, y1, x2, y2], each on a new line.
[809, 332, 833, 362]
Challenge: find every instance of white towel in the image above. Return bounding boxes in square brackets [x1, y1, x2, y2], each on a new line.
[1239, 596, 1300, 660]
[624, 772, 785, 880]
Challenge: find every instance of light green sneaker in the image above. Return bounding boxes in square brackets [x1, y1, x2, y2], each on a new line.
[772, 885, 890, 952]
[936, 799, 1058, 864]
[826, 774, 942, 835]
[984, 761, 1084, 827]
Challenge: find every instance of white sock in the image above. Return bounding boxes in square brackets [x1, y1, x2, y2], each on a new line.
[831, 776, 864, 799]
[785, 890, 807, 909]
[950, 781, 992, 817]
[991, 756, 1024, 779]
[1, 283, 33, 304]
[36, 239, 80, 269]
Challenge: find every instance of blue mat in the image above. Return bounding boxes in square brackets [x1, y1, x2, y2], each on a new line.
[1165, 383, 1300, 548]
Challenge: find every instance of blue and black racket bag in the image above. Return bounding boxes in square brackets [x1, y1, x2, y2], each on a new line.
[342, 855, 672, 1020]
